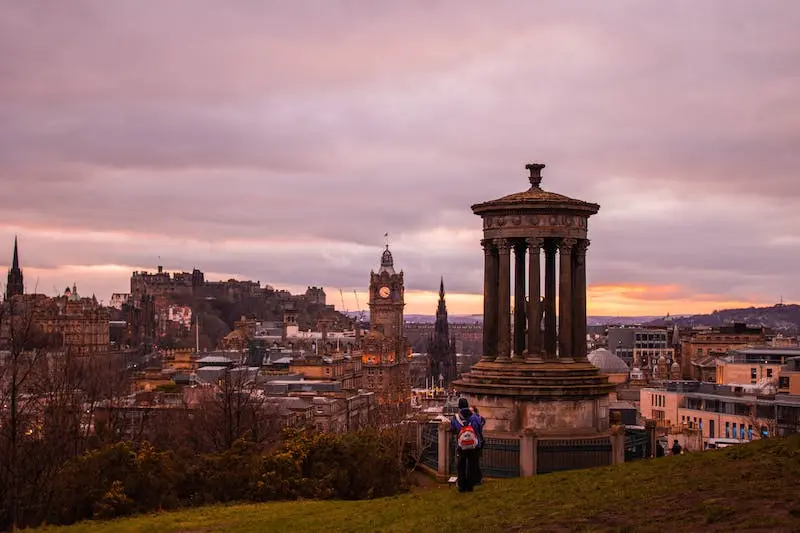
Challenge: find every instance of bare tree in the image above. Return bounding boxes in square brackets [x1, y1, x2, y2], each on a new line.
[0, 296, 57, 529]
[190, 369, 277, 453]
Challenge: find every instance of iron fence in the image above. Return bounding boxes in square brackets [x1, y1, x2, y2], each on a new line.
[449, 434, 521, 478]
[536, 437, 612, 474]
[482, 437, 521, 477]
[419, 422, 439, 471]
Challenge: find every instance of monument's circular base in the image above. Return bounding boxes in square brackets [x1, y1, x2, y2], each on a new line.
[453, 358, 615, 434]
[453, 358, 615, 399]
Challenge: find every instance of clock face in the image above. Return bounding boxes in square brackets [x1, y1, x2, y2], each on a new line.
[379, 286, 391, 298]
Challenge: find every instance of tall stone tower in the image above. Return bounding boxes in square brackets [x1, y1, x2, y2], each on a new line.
[362, 245, 410, 406]
[428, 277, 457, 387]
[6, 237, 23, 300]
[368, 245, 405, 341]
[454, 163, 614, 439]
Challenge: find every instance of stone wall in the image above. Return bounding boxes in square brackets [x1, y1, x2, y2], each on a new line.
[466, 394, 610, 435]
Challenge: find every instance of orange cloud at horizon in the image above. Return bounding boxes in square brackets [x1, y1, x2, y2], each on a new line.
[404, 283, 773, 317]
[586, 283, 772, 317]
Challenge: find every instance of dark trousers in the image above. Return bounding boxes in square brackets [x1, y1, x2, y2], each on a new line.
[456, 448, 480, 492]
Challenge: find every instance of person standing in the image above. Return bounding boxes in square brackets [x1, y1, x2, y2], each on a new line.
[671, 439, 683, 456]
[451, 398, 483, 492]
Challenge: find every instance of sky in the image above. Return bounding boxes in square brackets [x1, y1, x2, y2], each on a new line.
[1, 1, 798, 316]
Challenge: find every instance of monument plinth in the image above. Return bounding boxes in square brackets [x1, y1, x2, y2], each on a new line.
[453, 163, 614, 435]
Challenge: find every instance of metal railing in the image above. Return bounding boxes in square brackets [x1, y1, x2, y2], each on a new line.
[448, 434, 521, 478]
[419, 422, 439, 471]
[537, 437, 612, 474]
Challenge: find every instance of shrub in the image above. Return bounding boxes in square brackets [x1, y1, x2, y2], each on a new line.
[43, 428, 410, 528]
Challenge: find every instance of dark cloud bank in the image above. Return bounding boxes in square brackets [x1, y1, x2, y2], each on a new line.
[0, 1, 798, 306]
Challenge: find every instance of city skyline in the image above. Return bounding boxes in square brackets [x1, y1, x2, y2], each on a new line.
[2, 2, 798, 316]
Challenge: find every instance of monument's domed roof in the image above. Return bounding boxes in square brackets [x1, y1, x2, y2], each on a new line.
[588, 348, 629, 374]
[472, 163, 599, 215]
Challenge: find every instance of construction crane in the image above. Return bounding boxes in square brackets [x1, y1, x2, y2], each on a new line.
[339, 288, 348, 313]
[353, 290, 366, 322]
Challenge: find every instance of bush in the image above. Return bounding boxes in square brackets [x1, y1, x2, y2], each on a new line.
[48, 441, 184, 525]
[43, 428, 411, 527]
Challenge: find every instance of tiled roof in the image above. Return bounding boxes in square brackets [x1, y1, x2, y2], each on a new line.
[472, 186, 599, 213]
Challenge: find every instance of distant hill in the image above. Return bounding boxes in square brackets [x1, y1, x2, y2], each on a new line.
[644, 304, 800, 334]
[587, 316, 663, 326]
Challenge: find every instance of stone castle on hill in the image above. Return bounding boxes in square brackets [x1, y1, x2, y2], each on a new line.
[117, 265, 339, 348]
[128, 265, 326, 307]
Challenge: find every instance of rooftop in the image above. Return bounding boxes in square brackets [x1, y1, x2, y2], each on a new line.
[471, 163, 599, 215]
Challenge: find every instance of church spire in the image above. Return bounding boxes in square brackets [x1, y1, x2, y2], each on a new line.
[12, 236, 19, 270]
[429, 277, 456, 386]
[6, 236, 24, 299]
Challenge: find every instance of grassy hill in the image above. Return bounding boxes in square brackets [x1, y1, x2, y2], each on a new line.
[40, 436, 800, 533]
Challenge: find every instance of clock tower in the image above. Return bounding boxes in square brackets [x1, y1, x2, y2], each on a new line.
[362, 244, 410, 406]
[368, 245, 405, 341]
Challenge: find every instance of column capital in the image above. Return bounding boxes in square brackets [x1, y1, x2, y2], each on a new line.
[558, 238, 577, 254]
[494, 238, 513, 253]
[481, 238, 495, 255]
[543, 237, 559, 252]
[575, 239, 590, 265]
[525, 237, 545, 250]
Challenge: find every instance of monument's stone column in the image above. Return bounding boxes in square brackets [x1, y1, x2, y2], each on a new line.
[496, 238, 512, 361]
[482, 239, 498, 361]
[558, 238, 576, 360]
[572, 239, 589, 360]
[526, 237, 543, 360]
[513, 242, 527, 359]
[543, 239, 558, 359]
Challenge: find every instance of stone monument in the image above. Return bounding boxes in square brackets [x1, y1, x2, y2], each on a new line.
[453, 163, 614, 437]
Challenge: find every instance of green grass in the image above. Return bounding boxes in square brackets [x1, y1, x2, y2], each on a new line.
[39, 435, 800, 533]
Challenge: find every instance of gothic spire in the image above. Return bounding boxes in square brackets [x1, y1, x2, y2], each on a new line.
[6, 236, 24, 299]
[439, 276, 445, 300]
[12, 236, 19, 270]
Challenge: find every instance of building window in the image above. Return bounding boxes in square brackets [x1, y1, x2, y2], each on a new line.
[750, 368, 757, 380]
[697, 348, 703, 356]
[732, 423, 737, 439]
[725, 422, 730, 438]
[766, 368, 773, 378]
